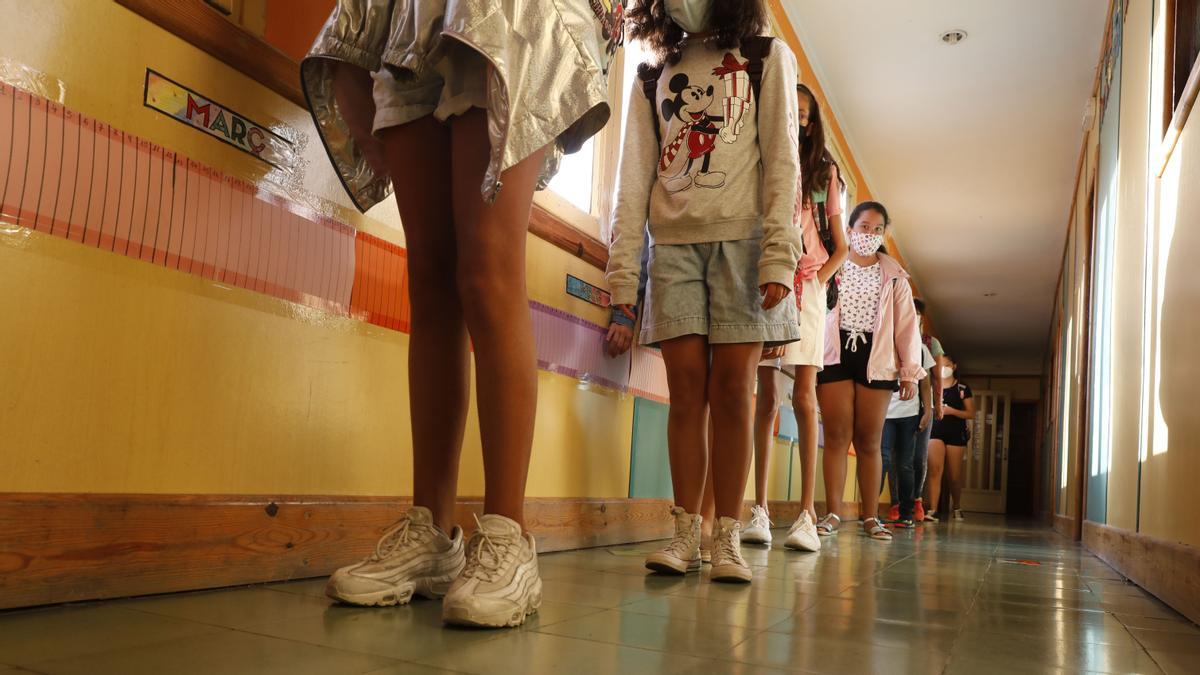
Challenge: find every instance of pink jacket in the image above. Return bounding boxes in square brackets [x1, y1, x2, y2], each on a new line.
[823, 254, 926, 384]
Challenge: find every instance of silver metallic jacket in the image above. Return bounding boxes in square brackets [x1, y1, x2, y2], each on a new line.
[300, 0, 623, 211]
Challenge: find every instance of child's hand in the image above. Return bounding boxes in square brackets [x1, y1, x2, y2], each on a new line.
[760, 282, 789, 310]
[761, 345, 785, 360]
[605, 304, 637, 358]
[605, 322, 634, 357]
[899, 381, 917, 401]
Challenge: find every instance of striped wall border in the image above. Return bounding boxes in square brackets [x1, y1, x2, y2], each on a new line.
[0, 81, 669, 402]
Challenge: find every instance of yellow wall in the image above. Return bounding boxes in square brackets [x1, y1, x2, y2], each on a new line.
[0, 0, 630, 499]
[1141, 4, 1200, 546]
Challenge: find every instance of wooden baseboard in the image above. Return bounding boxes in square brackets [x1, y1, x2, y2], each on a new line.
[1082, 520, 1200, 625]
[0, 493, 673, 610]
[1054, 513, 1076, 539]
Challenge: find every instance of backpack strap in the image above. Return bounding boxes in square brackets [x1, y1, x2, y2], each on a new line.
[637, 62, 664, 145]
[738, 36, 774, 103]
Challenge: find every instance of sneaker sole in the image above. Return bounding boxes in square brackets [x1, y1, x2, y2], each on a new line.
[648, 557, 700, 571]
[740, 530, 773, 545]
[325, 572, 456, 607]
[710, 564, 752, 583]
[442, 579, 543, 629]
[784, 538, 821, 552]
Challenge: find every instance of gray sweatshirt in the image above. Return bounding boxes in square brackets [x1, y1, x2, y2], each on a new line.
[606, 38, 801, 307]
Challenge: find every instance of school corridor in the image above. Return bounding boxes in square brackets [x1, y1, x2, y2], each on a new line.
[2, 0, 1199, 673]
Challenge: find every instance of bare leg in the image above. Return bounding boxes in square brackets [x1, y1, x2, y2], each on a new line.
[816, 380, 855, 518]
[753, 366, 780, 508]
[701, 413, 716, 544]
[449, 108, 545, 527]
[947, 444, 966, 511]
[660, 334, 711, 514]
[927, 439, 947, 515]
[793, 365, 820, 518]
[851, 385, 893, 524]
[709, 343, 764, 519]
[374, 111, 467, 535]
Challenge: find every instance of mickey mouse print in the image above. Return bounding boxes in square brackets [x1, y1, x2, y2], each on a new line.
[657, 52, 754, 193]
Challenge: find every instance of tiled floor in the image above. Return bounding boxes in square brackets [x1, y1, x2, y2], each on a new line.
[2, 516, 1198, 674]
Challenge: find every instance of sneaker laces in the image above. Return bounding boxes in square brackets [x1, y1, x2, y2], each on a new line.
[460, 514, 516, 583]
[750, 506, 770, 530]
[664, 516, 697, 558]
[715, 525, 746, 566]
[371, 514, 418, 561]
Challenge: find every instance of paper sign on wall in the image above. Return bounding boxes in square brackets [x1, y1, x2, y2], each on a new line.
[143, 69, 294, 170]
[566, 274, 611, 308]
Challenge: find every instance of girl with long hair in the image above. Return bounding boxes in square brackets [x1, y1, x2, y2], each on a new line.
[608, 0, 801, 582]
[814, 201, 924, 541]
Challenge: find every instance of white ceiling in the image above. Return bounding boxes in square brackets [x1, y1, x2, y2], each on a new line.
[782, 0, 1109, 375]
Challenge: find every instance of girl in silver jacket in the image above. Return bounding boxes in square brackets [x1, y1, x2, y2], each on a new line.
[301, 0, 623, 628]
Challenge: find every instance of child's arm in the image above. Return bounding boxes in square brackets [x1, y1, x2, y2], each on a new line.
[816, 165, 849, 285]
[606, 79, 660, 308]
[756, 42, 803, 300]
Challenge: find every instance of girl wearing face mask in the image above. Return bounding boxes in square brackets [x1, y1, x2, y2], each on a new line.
[609, 0, 801, 582]
[813, 201, 925, 541]
[927, 355, 975, 521]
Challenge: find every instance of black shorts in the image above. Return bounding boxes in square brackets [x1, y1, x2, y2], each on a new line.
[931, 423, 970, 446]
[816, 330, 899, 391]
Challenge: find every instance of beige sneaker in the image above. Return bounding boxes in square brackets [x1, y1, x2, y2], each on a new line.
[710, 517, 752, 583]
[699, 532, 712, 565]
[442, 514, 542, 628]
[325, 506, 465, 606]
[784, 510, 822, 552]
[645, 506, 702, 575]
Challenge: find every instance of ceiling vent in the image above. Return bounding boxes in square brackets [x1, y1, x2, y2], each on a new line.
[940, 29, 968, 45]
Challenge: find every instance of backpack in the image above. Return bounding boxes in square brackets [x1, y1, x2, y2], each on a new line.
[636, 36, 775, 145]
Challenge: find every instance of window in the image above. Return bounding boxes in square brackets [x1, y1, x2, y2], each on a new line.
[547, 138, 596, 213]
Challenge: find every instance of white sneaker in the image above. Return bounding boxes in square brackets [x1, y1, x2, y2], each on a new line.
[326, 506, 465, 606]
[784, 510, 822, 552]
[645, 506, 702, 575]
[710, 517, 752, 583]
[953, 509, 965, 521]
[741, 505, 773, 545]
[442, 514, 542, 628]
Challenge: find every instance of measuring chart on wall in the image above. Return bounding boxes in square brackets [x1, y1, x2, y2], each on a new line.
[962, 390, 1012, 513]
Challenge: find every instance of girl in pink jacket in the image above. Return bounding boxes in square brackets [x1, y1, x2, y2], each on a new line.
[813, 201, 925, 541]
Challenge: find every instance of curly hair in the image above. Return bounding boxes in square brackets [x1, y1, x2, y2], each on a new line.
[627, 0, 770, 65]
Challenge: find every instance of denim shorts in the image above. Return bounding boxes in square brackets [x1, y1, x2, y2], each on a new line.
[640, 240, 801, 347]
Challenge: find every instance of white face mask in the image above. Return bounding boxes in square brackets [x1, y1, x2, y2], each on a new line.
[849, 230, 884, 257]
[942, 366, 954, 378]
[666, 0, 713, 33]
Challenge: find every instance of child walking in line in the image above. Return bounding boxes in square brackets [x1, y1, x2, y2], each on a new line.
[301, 0, 624, 628]
[814, 201, 925, 542]
[927, 354, 975, 521]
[740, 82, 850, 551]
[608, 0, 801, 583]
